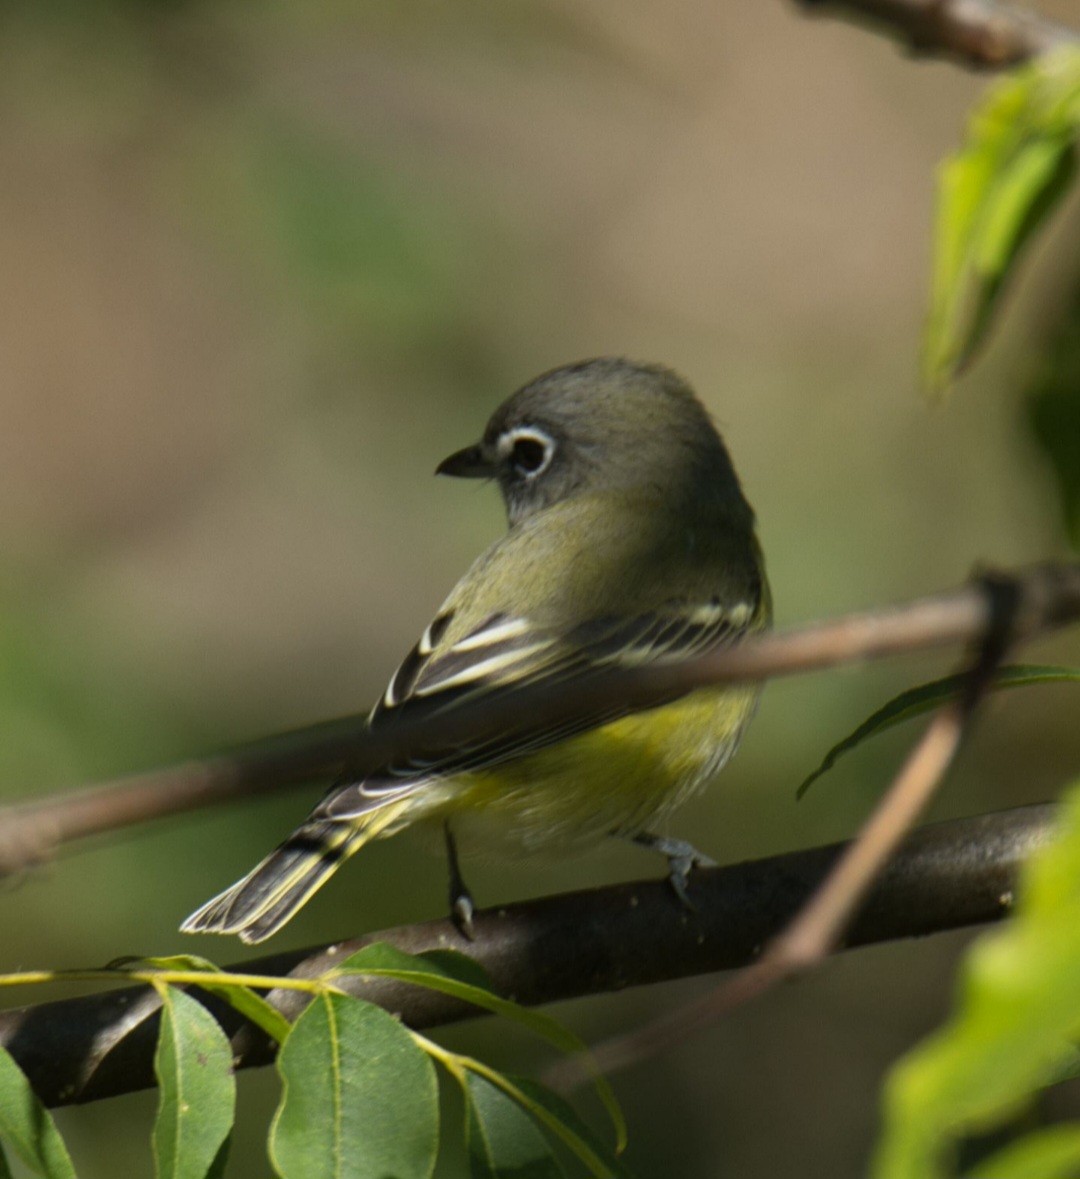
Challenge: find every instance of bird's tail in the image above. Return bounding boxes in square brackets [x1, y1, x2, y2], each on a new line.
[180, 805, 409, 945]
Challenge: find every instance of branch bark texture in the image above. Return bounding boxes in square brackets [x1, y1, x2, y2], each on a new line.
[797, 0, 1078, 69]
[0, 803, 1053, 1108]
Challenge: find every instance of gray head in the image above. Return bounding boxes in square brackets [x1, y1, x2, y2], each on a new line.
[437, 358, 753, 527]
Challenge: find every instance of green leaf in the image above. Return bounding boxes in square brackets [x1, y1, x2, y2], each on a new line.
[418, 948, 497, 991]
[137, 955, 219, 972]
[924, 45, 1080, 394]
[967, 1126, 1080, 1178]
[270, 991, 438, 1179]
[797, 664, 1080, 797]
[152, 985, 236, 1179]
[873, 780, 1080, 1178]
[484, 1076, 633, 1179]
[335, 943, 625, 1153]
[0, 1143, 15, 1179]
[464, 1072, 566, 1179]
[140, 955, 292, 1044]
[0, 1045, 76, 1178]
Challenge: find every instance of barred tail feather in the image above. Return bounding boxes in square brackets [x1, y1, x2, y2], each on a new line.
[181, 810, 398, 944]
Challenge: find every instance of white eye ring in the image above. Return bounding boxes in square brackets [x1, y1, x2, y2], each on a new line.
[500, 427, 555, 479]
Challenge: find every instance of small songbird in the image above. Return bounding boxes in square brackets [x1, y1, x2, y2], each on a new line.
[182, 359, 771, 943]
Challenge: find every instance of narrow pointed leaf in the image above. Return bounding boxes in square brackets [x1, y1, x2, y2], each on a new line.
[0, 1045, 76, 1178]
[464, 1072, 565, 1179]
[153, 985, 236, 1179]
[798, 664, 1080, 797]
[140, 955, 291, 1044]
[270, 992, 438, 1179]
[418, 949, 496, 990]
[471, 1074, 633, 1179]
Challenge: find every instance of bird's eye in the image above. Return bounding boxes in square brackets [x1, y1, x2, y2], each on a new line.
[507, 431, 553, 477]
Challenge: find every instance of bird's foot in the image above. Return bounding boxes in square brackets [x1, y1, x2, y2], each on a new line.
[631, 832, 717, 911]
[444, 822, 476, 939]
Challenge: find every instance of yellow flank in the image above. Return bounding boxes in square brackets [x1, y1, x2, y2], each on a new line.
[424, 683, 761, 857]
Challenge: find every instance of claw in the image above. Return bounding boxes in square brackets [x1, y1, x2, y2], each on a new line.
[629, 832, 716, 910]
[451, 889, 476, 940]
[668, 854, 697, 911]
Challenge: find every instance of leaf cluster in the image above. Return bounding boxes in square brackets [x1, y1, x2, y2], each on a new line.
[0, 945, 628, 1178]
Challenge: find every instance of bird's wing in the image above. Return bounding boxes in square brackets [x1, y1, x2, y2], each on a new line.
[317, 597, 754, 820]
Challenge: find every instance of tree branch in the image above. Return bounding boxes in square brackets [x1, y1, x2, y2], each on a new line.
[0, 562, 1077, 876]
[0, 804, 1053, 1108]
[795, 0, 1078, 69]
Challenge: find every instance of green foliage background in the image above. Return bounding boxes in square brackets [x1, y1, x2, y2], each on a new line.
[0, 1, 1078, 1175]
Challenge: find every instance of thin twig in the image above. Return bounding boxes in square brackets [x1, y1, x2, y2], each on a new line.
[0, 562, 1077, 876]
[549, 576, 1019, 1088]
[795, 0, 1077, 69]
[0, 804, 1053, 1107]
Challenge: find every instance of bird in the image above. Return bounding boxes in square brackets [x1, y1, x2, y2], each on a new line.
[181, 358, 771, 944]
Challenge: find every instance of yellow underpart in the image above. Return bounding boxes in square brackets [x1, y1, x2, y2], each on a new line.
[418, 683, 760, 858]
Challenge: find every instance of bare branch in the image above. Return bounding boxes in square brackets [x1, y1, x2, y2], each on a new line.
[0, 804, 1053, 1108]
[795, 0, 1078, 69]
[0, 561, 1077, 875]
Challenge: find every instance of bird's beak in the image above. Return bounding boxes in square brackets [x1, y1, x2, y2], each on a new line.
[435, 444, 494, 479]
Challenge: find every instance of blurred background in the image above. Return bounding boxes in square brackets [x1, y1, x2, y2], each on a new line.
[1, 1, 1079, 1175]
